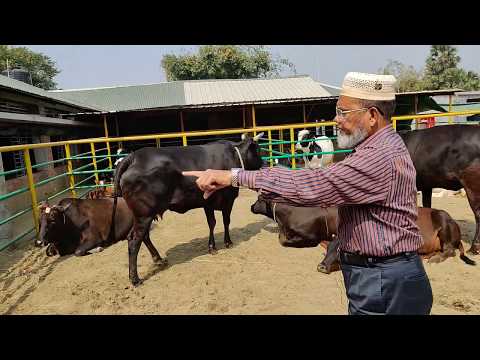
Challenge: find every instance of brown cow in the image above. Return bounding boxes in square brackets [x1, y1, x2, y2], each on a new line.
[86, 181, 114, 200]
[318, 207, 476, 274]
[37, 198, 166, 269]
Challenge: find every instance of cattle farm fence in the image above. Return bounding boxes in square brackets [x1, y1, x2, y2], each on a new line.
[1, 108, 480, 251]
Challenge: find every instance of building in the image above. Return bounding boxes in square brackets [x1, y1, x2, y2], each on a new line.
[0, 74, 102, 242]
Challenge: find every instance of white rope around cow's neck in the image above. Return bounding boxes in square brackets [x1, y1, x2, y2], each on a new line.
[234, 146, 245, 170]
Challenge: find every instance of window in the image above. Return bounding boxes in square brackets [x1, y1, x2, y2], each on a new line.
[50, 136, 66, 167]
[0, 135, 36, 180]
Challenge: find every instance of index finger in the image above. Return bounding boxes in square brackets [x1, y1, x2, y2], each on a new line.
[182, 171, 205, 178]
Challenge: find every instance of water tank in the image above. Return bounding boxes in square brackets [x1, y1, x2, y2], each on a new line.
[1, 68, 32, 84]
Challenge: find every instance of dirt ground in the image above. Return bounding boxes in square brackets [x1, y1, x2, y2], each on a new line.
[1, 189, 479, 315]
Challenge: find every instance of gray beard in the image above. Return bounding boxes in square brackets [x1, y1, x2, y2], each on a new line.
[337, 127, 368, 149]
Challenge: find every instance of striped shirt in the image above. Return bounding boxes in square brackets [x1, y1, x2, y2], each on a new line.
[238, 125, 423, 257]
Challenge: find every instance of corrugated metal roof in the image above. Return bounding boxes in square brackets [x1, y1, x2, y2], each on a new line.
[0, 74, 101, 111]
[317, 82, 341, 96]
[184, 76, 333, 105]
[51, 81, 186, 112]
[50, 76, 336, 113]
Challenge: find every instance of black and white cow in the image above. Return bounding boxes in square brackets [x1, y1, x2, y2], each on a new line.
[295, 129, 334, 169]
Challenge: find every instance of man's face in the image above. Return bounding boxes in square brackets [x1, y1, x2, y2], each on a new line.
[335, 96, 374, 149]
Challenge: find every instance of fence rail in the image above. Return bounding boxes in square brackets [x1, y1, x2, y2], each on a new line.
[1, 109, 480, 251]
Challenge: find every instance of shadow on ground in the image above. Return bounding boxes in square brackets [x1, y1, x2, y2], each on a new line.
[140, 219, 271, 282]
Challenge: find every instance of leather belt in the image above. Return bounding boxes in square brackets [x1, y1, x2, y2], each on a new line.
[339, 250, 418, 267]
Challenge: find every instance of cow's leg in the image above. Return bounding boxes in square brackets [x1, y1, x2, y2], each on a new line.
[143, 222, 168, 267]
[222, 200, 234, 249]
[74, 230, 102, 256]
[422, 188, 432, 208]
[460, 178, 480, 255]
[128, 216, 153, 286]
[204, 207, 217, 254]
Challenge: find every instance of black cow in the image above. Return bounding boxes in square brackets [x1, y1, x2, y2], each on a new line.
[250, 196, 338, 248]
[113, 134, 264, 286]
[400, 125, 480, 254]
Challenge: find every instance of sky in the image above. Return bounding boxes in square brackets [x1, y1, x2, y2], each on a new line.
[19, 45, 480, 90]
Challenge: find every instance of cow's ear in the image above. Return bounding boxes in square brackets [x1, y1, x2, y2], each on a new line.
[39, 201, 49, 211]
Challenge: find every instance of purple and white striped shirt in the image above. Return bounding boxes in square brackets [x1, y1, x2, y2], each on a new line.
[238, 125, 423, 257]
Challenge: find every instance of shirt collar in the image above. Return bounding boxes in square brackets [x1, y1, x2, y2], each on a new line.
[354, 124, 395, 151]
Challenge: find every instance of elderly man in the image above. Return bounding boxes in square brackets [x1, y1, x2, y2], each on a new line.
[184, 72, 433, 315]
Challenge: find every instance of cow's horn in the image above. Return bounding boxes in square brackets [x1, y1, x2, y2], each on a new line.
[253, 132, 264, 141]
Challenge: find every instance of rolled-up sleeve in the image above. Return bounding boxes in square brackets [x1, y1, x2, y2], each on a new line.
[237, 147, 393, 207]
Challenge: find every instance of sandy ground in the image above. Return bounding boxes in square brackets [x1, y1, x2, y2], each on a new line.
[1, 189, 479, 315]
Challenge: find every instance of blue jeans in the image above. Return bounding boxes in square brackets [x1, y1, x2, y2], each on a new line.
[340, 254, 433, 315]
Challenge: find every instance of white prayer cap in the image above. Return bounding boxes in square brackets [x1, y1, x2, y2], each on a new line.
[340, 72, 397, 101]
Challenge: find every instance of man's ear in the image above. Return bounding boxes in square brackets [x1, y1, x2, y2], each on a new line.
[368, 108, 381, 127]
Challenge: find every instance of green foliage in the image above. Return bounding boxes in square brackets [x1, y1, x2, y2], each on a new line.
[422, 45, 480, 91]
[380, 45, 480, 92]
[161, 45, 296, 81]
[379, 60, 424, 92]
[0, 45, 60, 90]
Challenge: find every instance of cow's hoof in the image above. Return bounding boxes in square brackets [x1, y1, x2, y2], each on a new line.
[317, 264, 330, 274]
[467, 245, 480, 255]
[208, 247, 218, 255]
[224, 241, 233, 249]
[131, 278, 143, 287]
[154, 258, 168, 268]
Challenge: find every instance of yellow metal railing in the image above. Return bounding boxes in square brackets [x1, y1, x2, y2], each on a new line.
[392, 109, 480, 130]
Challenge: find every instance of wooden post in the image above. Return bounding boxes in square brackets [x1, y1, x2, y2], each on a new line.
[279, 129, 284, 154]
[115, 114, 122, 149]
[242, 107, 246, 128]
[180, 111, 185, 133]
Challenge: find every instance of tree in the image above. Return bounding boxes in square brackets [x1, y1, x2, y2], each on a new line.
[0, 45, 60, 90]
[422, 45, 480, 91]
[379, 60, 424, 92]
[161, 45, 296, 81]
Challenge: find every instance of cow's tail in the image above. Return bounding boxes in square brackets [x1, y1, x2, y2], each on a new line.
[108, 152, 134, 243]
[459, 241, 476, 266]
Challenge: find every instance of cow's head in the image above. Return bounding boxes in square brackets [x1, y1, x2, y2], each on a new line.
[250, 195, 274, 220]
[38, 202, 69, 250]
[317, 235, 340, 274]
[296, 130, 314, 152]
[238, 132, 264, 170]
[36, 201, 51, 247]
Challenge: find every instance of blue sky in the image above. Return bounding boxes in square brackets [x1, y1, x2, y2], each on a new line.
[20, 45, 480, 90]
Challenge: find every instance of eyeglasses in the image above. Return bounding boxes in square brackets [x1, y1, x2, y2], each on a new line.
[335, 106, 385, 119]
[335, 107, 368, 119]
